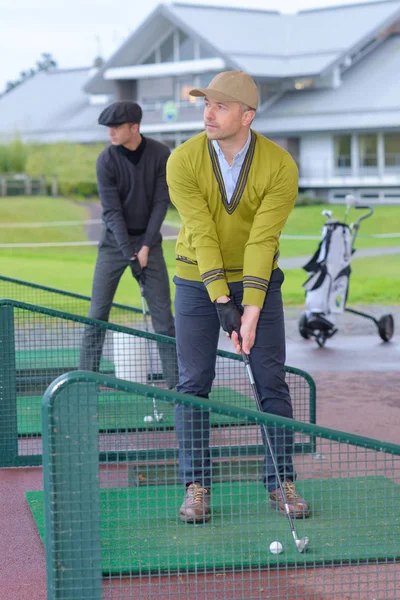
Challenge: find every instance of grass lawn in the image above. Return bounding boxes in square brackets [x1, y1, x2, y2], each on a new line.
[169, 204, 400, 259]
[0, 196, 88, 243]
[0, 199, 399, 307]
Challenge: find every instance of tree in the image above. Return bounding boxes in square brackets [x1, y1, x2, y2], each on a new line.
[3, 53, 58, 95]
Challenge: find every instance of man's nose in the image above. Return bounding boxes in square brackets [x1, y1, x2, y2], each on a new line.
[204, 105, 215, 120]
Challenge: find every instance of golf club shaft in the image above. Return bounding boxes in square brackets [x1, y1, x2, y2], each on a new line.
[241, 349, 301, 544]
[139, 282, 161, 421]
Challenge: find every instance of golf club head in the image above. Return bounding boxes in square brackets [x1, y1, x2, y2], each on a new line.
[154, 412, 163, 422]
[296, 536, 309, 553]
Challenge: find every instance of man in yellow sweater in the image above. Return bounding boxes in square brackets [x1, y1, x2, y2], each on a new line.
[167, 70, 310, 523]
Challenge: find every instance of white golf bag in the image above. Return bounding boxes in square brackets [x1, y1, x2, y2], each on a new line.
[303, 222, 352, 326]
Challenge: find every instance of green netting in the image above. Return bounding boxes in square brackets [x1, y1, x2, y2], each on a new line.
[0, 274, 142, 325]
[27, 476, 400, 574]
[17, 388, 253, 436]
[0, 299, 316, 467]
[16, 348, 115, 372]
[38, 373, 400, 600]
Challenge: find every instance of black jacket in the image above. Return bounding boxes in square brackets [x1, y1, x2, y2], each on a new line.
[96, 138, 170, 259]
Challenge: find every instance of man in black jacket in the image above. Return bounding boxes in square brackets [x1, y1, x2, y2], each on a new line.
[80, 101, 177, 388]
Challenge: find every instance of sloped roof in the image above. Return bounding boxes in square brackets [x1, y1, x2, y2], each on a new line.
[86, 0, 400, 95]
[255, 34, 400, 134]
[0, 68, 108, 143]
[168, 0, 400, 77]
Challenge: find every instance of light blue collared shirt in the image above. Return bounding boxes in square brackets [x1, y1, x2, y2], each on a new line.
[212, 131, 252, 204]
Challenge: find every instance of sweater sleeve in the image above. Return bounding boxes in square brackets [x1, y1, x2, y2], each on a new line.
[143, 147, 170, 248]
[166, 149, 229, 301]
[96, 153, 134, 260]
[242, 152, 298, 307]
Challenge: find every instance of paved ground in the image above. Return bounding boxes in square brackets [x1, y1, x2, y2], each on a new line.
[218, 303, 399, 372]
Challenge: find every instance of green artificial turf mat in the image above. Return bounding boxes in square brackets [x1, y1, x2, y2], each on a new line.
[15, 348, 114, 373]
[27, 476, 400, 574]
[17, 387, 254, 436]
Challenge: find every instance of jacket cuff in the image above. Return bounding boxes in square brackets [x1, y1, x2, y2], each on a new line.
[205, 279, 230, 302]
[242, 287, 266, 309]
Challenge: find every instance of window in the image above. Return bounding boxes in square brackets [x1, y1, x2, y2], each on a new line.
[257, 81, 281, 105]
[160, 34, 174, 63]
[384, 133, 400, 167]
[178, 78, 197, 104]
[198, 73, 214, 88]
[294, 78, 314, 90]
[359, 134, 377, 168]
[178, 31, 194, 61]
[334, 135, 351, 169]
[199, 44, 214, 59]
[143, 51, 156, 65]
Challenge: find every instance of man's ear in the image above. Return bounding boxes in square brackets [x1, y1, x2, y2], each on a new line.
[243, 110, 255, 126]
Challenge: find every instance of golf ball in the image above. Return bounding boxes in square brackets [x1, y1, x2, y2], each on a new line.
[143, 416, 154, 423]
[269, 541, 283, 554]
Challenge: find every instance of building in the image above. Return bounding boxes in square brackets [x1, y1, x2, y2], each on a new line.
[1, 0, 400, 202]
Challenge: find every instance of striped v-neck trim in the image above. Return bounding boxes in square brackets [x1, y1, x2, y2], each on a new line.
[207, 130, 257, 215]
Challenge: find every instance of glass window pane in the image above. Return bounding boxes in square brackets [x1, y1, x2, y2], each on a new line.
[384, 133, 400, 167]
[160, 34, 174, 63]
[198, 73, 214, 88]
[257, 81, 280, 104]
[177, 78, 197, 104]
[334, 135, 351, 168]
[179, 31, 194, 61]
[359, 134, 377, 167]
[199, 44, 214, 59]
[143, 51, 156, 65]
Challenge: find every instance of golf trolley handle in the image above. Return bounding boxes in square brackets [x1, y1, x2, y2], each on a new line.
[355, 205, 374, 213]
[354, 204, 373, 227]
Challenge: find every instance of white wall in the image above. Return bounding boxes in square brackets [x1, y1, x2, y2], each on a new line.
[299, 134, 334, 181]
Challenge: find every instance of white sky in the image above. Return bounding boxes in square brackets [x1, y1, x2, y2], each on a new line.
[0, 0, 384, 93]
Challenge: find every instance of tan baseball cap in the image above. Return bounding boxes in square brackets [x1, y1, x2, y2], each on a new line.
[189, 70, 258, 110]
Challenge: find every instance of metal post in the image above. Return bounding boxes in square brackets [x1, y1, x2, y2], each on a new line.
[0, 305, 18, 467]
[42, 380, 102, 599]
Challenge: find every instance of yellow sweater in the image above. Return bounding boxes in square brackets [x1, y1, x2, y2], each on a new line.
[166, 129, 298, 308]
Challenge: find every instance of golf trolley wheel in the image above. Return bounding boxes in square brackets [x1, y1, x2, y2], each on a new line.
[315, 333, 327, 348]
[298, 312, 311, 339]
[377, 314, 394, 342]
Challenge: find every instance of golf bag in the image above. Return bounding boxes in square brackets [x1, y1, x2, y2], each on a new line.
[299, 201, 394, 347]
[303, 221, 352, 334]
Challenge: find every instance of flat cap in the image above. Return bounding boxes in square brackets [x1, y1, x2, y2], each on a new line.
[98, 101, 143, 127]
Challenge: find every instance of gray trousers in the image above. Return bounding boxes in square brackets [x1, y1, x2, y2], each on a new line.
[79, 229, 178, 389]
[174, 269, 295, 491]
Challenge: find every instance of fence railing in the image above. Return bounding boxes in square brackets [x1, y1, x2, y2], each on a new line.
[39, 370, 400, 600]
[0, 274, 142, 323]
[0, 173, 48, 196]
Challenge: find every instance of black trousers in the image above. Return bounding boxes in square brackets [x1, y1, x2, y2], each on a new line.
[174, 268, 295, 491]
[79, 229, 178, 389]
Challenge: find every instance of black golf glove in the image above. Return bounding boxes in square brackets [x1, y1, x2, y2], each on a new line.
[130, 257, 146, 286]
[214, 298, 242, 336]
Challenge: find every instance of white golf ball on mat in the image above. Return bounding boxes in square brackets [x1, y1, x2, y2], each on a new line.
[269, 541, 283, 554]
[143, 416, 154, 423]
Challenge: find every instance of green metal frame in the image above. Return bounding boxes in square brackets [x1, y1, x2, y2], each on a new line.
[0, 273, 142, 314]
[0, 299, 316, 467]
[42, 370, 400, 600]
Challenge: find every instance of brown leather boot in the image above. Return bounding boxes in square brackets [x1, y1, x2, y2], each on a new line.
[180, 483, 211, 523]
[269, 481, 310, 518]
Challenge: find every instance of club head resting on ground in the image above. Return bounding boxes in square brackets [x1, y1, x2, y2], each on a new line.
[295, 536, 309, 553]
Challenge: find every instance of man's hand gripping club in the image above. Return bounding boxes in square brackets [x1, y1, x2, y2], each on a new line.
[215, 295, 260, 355]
